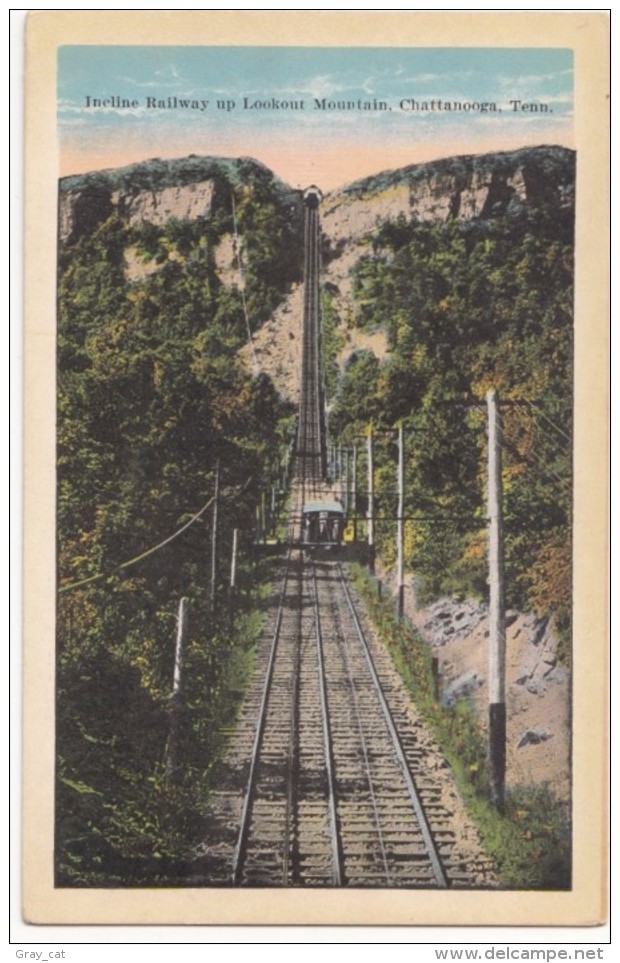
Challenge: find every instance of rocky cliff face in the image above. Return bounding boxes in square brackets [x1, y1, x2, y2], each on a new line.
[58, 154, 301, 245]
[57, 145, 574, 394]
[319, 145, 575, 322]
[322, 145, 574, 246]
[59, 179, 217, 242]
[220, 145, 576, 401]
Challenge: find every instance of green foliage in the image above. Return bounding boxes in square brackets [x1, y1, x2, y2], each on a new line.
[60, 154, 299, 206]
[351, 564, 571, 889]
[330, 202, 573, 641]
[56, 164, 299, 885]
[56, 579, 271, 886]
[329, 350, 382, 439]
[320, 286, 346, 399]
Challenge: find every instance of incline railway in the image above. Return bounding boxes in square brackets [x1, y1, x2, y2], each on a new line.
[193, 188, 495, 888]
[297, 184, 326, 501]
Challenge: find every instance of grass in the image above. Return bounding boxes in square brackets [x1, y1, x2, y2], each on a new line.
[349, 562, 571, 890]
[55, 550, 278, 888]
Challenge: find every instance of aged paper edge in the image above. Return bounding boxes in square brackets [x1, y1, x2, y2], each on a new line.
[22, 10, 610, 926]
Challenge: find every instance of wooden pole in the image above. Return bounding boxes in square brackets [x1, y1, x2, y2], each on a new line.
[487, 389, 506, 810]
[352, 444, 358, 541]
[344, 449, 349, 514]
[165, 597, 188, 779]
[229, 528, 239, 630]
[210, 461, 220, 611]
[230, 528, 239, 592]
[367, 426, 375, 573]
[397, 422, 405, 619]
[432, 657, 440, 702]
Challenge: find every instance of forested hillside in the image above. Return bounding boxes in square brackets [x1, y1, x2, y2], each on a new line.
[324, 147, 574, 647]
[55, 146, 574, 887]
[56, 157, 301, 885]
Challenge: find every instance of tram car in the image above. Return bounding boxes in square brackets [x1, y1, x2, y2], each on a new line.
[301, 500, 345, 549]
[303, 185, 323, 209]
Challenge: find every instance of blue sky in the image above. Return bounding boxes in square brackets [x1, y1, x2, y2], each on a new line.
[58, 46, 574, 189]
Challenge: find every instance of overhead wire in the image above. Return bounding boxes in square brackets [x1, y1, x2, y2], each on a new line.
[503, 437, 571, 494]
[59, 475, 253, 594]
[231, 191, 260, 376]
[522, 398, 572, 445]
[502, 407, 572, 492]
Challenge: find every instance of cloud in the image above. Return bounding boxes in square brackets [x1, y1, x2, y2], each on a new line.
[115, 64, 186, 89]
[117, 76, 170, 89]
[58, 99, 156, 120]
[497, 67, 573, 87]
[305, 74, 349, 100]
[406, 72, 441, 84]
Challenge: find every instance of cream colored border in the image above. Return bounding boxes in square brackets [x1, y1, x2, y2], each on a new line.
[23, 10, 610, 926]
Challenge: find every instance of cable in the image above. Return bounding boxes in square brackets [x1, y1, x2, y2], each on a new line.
[59, 475, 253, 594]
[503, 410, 572, 492]
[231, 192, 260, 376]
[507, 405, 571, 466]
[523, 398, 572, 445]
[503, 436, 571, 494]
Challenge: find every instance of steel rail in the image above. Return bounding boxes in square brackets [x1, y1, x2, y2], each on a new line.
[335, 562, 449, 889]
[297, 203, 323, 492]
[230, 546, 295, 885]
[310, 561, 344, 885]
[324, 562, 393, 883]
[282, 554, 303, 883]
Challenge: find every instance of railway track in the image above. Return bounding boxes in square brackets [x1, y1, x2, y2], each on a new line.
[297, 200, 325, 500]
[192, 193, 496, 888]
[195, 549, 494, 886]
[231, 554, 451, 887]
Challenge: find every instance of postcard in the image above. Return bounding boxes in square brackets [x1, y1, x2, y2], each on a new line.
[22, 10, 609, 926]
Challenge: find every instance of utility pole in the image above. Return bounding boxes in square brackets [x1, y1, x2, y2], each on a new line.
[229, 528, 239, 629]
[344, 449, 349, 514]
[210, 461, 220, 612]
[487, 389, 506, 810]
[367, 426, 375, 574]
[397, 422, 405, 619]
[270, 484, 276, 537]
[165, 597, 188, 780]
[352, 445, 358, 541]
[230, 528, 239, 593]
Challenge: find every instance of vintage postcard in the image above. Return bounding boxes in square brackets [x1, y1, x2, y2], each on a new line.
[22, 11, 609, 925]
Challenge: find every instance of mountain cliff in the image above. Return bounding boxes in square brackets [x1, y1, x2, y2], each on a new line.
[59, 154, 302, 244]
[324, 145, 574, 235]
[318, 145, 574, 364]
[56, 144, 574, 885]
[236, 145, 575, 399]
[58, 146, 574, 398]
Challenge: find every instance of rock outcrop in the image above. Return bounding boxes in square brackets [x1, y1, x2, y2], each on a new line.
[58, 154, 301, 244]
[321, 145, 574, 249]
[318, 145, 575, 377]
[403, 585, 570, 801]
[60, 180, 218, 243]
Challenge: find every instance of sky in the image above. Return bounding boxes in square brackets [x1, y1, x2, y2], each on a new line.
[58, 46, 574, 191]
